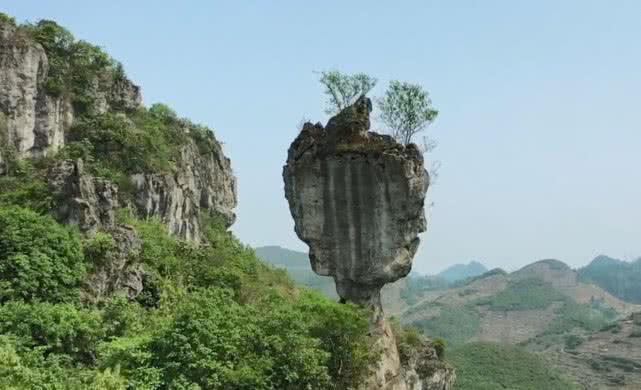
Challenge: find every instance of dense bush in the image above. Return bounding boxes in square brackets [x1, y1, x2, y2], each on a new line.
[0, 206, 85, 303]
[147, 288, 331, 389]
[546, 302, 613, 334]
[0, 159, 53, 212]
[0, 301, 104, 364]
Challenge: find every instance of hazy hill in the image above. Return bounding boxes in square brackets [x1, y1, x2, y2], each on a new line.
[255, 245, 338, 298]
[540, 312, 641, 389]
[578, 255, 641, 304]
[402, 259, 640, 346]
[448, 342, 579, 390]
[401, 258, 641, 388]
[255, 245, 450, 313]
[438, 261, 488, 282]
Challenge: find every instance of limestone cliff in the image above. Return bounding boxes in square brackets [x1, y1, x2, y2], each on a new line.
[0, 17, 236, 243]
[283, 96, 454, 389]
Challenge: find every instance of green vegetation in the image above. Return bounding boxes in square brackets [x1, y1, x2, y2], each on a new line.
[480, 278, 564, 311]
[318, 70, 378, 114]
[564, 334, 584, 349]
[448, 342, 579, 390]
[410, 304, 480, 346]
[378, 80, 439, 146]
[578, 255, 641, 304]
[0, 207, 85, 303]
[0, 12, 16, 26]
[545, 301, 614, 335]
[399, 274, 450, 306]
[0, 207, 375, 388]
[18, 19, 125, 113]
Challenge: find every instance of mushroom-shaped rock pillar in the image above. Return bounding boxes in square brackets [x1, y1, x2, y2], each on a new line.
[283, 96, 429, 313]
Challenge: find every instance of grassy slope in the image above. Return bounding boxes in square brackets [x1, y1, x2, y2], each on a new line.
[448, 342, 579, 390]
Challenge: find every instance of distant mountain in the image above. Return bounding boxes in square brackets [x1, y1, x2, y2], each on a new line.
[402, 258, 640, 346]
[437, 261, 488, 282]
[255, 245, 309, 267]
[578, 255, 641, 304]
[255, 246, 337, 298]
[254, 245, 439, 311]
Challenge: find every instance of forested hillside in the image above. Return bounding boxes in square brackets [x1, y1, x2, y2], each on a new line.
[578, 255, 641, 304]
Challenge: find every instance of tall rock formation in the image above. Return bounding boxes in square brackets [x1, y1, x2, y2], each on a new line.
[283, 96, 454, 389]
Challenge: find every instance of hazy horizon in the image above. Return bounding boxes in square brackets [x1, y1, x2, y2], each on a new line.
[5, 1, 640, 274]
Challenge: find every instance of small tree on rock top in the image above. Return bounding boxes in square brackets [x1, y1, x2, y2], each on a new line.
[378, 80, 438, 146]
[318, 70, 377, 114]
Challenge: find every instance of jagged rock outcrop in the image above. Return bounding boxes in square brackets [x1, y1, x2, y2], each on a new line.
[0, 19, 141, 173]
[399, 339, 456, 390]
[130, 135, 237, 241]
[47, 159, 145, 300]
[48, 159, 118, 234]
[283, 96, 453, 389]
[82, 224, 146, 302]
[0, 21, 68, 169]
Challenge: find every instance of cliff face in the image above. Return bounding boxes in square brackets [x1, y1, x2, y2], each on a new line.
[0, 21, 67, 165]
[130, 134, 236, 242]
[283, 97, 453, 390]
[0, 18, 236, 243]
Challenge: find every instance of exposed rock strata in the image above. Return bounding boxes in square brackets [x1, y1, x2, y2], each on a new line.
[0, 20, 140, 169]
[82, 225, 146, 302]
[48, 159, 118, 234]
[283, 96, 453, 389]
[130, 135, 237, 241]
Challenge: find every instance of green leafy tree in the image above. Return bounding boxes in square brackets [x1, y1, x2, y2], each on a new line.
[319, 70, 377, 114]
[0, 301, 104, 364]
[0, 206, 86, 303]
[149, 288, 332, 389]
[378, 80, 438, 146]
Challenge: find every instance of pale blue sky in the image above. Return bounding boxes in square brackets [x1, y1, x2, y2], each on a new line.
[4, 1, 641, 273]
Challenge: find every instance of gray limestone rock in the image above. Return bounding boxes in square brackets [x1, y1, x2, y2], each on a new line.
[0, 22, 69, 163]
[284, 96, 429, 306]
[82, 224, 146, 303]
[48, 159, 118, 234]
[130, 132, 237, 242]
[283, 96, 453, 389]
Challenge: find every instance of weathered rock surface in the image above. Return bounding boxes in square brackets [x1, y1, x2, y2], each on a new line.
[284, 96, 429, 306]
[47, 159, 145, 301]
[0, 21, 68, 168]
[283, 97, 453, 389]
[82, 224, 146, 302]
[48, 159, 118, 234]
[0, 19, 141, 172]
[130, 133, 237, 241]
[399, 337, 456, 390]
